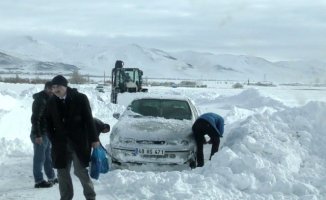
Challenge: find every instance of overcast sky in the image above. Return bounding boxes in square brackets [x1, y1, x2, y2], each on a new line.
[1, 0, 326, 61]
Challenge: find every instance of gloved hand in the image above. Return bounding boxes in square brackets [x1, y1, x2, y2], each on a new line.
[92, 141, 100, 148]
[202, 137, 207, 144]
[35, 137, 43, 144]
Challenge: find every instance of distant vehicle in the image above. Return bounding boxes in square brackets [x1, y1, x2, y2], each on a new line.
[232, 83, 244, 89]
[111, 60, 148, 104]
[171, 83, 178, 88]
[95, 84, 105, 92]
[109, 96, 199, 170]
[178, 81, 207, 88]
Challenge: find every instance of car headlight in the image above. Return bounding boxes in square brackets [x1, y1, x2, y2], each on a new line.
[180, 140, 189, 145]
[166, 140, 178, 145]
[166, 140, 189, 145]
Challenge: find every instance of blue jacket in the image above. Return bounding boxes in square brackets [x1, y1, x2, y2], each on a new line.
[198, 113, 224, 137]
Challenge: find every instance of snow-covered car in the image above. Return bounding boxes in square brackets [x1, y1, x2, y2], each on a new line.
[109, 96, 199, 170]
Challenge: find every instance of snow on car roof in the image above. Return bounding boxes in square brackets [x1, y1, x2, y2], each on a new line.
[132, 94, 191, 101]
[117, 92, 194, 107]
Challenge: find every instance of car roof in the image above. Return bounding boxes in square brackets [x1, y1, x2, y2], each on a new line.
[132, 94, 192, 102]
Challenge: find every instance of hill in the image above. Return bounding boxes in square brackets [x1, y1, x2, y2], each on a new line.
[0, 35, 325, 84]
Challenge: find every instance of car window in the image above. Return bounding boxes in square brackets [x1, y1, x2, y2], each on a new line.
[129, 99, 192, 120]
[161, 100, 192, 120]
[130, 99, 160, 117]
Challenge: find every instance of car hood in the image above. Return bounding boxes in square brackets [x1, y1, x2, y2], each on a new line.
[112, 116, 193, 141]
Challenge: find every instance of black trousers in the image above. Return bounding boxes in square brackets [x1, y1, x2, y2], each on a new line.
[192, 119, 220, 167]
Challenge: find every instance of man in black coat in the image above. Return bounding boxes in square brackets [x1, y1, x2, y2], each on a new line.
[30, 81, 57, 188]
[46, 75, 99, 200]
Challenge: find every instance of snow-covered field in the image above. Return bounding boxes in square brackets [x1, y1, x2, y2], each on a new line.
[0, 82, 326, 200]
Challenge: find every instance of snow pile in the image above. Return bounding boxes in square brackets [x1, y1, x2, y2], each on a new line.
[213, 102, 325, 198]
[0, 85, 35, 164]
[0, 90, 19, 112]
[215, 88, 286, 110]
[0, 86, 34, 141]
[0, 138, 32, 164]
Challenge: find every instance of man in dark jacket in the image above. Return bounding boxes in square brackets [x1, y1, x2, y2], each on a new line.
[46, 75, 99, 200]
[192, 112, 224, 167]
[93, 117, 110, 137]
[30, 81, 57, 188]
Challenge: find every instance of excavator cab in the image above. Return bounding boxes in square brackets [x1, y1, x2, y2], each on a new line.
[111, 60, 148, 104]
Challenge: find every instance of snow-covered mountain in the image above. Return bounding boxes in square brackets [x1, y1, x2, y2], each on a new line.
[1, 35, 326, 83]
[0, 51, 79, 73]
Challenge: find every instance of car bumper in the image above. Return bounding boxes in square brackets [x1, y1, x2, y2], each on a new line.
[110, 146, 196, 166]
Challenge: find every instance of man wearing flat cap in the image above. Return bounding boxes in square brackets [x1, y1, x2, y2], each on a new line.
[46, 75, 99, 200]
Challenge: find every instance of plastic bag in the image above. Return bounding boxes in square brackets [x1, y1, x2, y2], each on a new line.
[99, 147, 109, 174]
[90, 145, 109, 180]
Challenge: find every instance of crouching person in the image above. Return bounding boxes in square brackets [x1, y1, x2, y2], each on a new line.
[93, 118, 110, 137]
[46, 75, 100, 200]
[192, 112, 224, 167]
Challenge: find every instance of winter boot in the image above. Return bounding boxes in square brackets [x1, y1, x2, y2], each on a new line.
[34, 180, 53, 188]
[48, 178, 58, 185]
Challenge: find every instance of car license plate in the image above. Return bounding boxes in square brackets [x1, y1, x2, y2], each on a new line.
[137, 148, 165, 155]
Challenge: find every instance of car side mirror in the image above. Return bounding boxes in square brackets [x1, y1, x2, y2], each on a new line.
[113, 113, 120, 119]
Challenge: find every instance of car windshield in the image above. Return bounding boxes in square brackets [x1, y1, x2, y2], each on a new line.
[128, 99, 192, 120]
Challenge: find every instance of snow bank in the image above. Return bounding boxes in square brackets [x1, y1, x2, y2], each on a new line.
[215, 88, 286, 110]
[208, 101, 326, 199]
[0, 138, 32, 164]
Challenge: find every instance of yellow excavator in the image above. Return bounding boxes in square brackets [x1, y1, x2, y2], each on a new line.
[110, 60, 148, 104]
